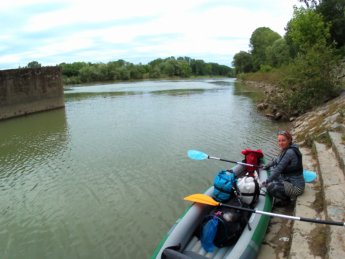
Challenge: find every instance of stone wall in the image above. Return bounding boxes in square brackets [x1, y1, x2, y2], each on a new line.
[0, 66, 64, 120]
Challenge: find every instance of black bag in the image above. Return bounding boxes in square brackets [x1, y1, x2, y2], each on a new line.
[198, 199, 251, 248]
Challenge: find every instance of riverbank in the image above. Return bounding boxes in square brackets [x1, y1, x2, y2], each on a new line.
[241, 79, 345, 134]
[238, 80, 290, 121]
[63, 75, 235, 87]
[291, 91, 345, 146]
[243, 79, 345, 258]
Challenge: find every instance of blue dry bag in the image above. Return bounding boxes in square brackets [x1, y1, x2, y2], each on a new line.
[201, 216, 218, 252]
[213, 170, 235, 202]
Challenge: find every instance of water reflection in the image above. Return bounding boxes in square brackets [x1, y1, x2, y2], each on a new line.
[150, 88, 207, 96]
[208, 80, 233, 86]
[64, 91, 140, 101]
[233, 81, 265, 102]
[0, 109, 68, 179]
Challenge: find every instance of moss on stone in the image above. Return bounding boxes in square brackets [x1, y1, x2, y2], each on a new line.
[308, 225, 329, 257]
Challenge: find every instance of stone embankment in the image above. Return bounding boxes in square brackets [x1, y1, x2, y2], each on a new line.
[258, 91, 345, 258]
[240, 80, 289, 121]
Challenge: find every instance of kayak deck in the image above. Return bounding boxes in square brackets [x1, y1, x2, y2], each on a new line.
[153, 166, 272, 259]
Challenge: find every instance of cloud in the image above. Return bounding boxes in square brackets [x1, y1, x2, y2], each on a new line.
[0, 0, 298, 69]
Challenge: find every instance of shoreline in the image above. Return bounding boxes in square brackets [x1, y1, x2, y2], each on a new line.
[63, 75, 235, 87]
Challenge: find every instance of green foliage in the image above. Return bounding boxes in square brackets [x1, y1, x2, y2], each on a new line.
[316, 0, 345, 48]
[239, 66, 289, 85]
[265, 38, 291, 67]
[272, 44, 342, 115]
[60, 62, 87, 77]
[60, 57, 233, 85]
[298, 0, 320, 9]
[232, 51, 253, 73]
[259, 64, 272, 72]
[285, 7, 331, 54]
[26, 61, 42, 68]
[234, 2, 345, 119]
[249, 27, 282, 71]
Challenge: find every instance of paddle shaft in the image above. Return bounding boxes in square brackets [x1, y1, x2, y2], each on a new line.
[220, 203, 345, 227]
[208, 156, 261, 168]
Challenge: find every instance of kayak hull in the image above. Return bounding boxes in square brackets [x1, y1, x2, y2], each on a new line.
[152, 166, 272, 259]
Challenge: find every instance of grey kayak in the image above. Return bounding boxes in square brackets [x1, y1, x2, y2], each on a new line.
[152, 165, 272, 259]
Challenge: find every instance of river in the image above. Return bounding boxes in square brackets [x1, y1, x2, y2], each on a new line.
[0, 78, 285, 258]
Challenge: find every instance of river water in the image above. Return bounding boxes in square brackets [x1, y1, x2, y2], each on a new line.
[0, 78, 286, 258]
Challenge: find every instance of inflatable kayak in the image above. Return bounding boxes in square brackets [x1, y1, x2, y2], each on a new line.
[152, 165, 272, 259]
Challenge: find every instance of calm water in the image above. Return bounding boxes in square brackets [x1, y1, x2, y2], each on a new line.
[0, 79, 285, 258]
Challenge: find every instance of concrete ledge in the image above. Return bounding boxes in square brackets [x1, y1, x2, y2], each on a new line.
[289, 147, 325, 259]
[329, 131, 345, 176]
[314, 142, 345, 257]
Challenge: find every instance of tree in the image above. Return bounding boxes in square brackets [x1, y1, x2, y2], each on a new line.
[272, 7, 341, 115]
[148, 58, 163, 67]
[60, 62, 87, 77]
[149, 67, 161, 78]
[27, 61, 41, 68]
[159, 60, 175, 77]
[60, 56, 232, 85]
[190, 59, 211, 75]
[298, 0, 320, 9]
[249, 27, 281, 71]
[129, 65, 144, 79]
[276, 44, 341, 115]
[285, 7, 331, 54]
[176, 60, 192, 77]
[316, 0, 345, 48]
[265, 38, 291, 67]
[232, 51, 253, 74]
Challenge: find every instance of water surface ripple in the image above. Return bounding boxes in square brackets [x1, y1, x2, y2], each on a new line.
[0, 79, 285, 258]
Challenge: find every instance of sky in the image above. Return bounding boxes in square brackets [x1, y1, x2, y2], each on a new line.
[0, 0, 300, 69]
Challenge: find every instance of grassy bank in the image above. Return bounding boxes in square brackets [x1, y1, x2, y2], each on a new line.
[237, 63, 344, 121]
[237, 67, 289, 86]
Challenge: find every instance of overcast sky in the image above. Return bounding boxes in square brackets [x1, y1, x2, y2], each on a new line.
[0, 0, 300, 69]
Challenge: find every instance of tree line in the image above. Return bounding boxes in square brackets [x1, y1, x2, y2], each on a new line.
[232, 0, 345, 117]
[55, 57, 234, 85]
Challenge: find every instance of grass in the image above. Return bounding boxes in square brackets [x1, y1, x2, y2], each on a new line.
[237, 67, 289, 86]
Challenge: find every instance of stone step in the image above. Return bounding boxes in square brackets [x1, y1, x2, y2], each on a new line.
[289, 147, 326, 259]
[329, 131, 345, 176]
[314, 142, 345, 258]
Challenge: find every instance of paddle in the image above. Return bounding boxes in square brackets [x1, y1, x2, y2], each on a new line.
[187, 150, 260, 168]
[184, 194, 345, 227]
[187, 149, 317, 183]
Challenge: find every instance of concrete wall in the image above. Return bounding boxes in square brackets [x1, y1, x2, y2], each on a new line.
[0, 66, 64, 120]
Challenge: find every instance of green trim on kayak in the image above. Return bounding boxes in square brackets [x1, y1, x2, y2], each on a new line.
[240, 194, 273, 259]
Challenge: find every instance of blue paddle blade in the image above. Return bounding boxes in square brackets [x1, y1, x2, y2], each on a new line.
[303, 169, 317, 183]
[187, 150, 208, 160]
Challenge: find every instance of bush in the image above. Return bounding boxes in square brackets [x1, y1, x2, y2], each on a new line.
[259, 65, 272, 72]
[270, 44, 342, 116]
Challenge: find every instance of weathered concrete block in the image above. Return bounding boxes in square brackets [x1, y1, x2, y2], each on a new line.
[0, 66, 64, 120]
